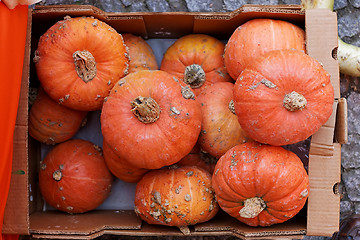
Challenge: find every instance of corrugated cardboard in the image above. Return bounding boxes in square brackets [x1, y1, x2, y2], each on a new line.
[3, 4, 347, 239]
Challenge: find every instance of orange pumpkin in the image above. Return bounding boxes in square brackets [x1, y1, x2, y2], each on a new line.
[233, 49, 334, 146]
[102, 139, 149, 183]
[212, 142, 309, 227]
[197, 82, 252, 158]
[134, 166, 219, 234]
[100, 70, 202, 169]
[39, 139, 114, 213]
[224, 18, 305, 80]
[29, 88, 87, 145]
[122, 33, 158, 73]
[177, 143, 217, 174]
[160, 34, 232, 96]
[34, 16, 129, 111]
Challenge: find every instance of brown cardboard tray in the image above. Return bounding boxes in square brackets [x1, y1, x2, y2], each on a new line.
[3, 4, 346, 239]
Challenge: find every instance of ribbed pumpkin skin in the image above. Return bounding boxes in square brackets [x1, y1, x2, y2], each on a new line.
[122, 33, 158, 73]
[160, 34, 232, 96]
[134, 166, 219, 228]
[212, 142, 309, 227]
[197, 82, 252, 158]
[100, 70, 202, 169]
[29, 88, 87, 145]
[233, 49, 334, 146]
[224, 18, 305, 80]
[39, 139, 114, 214]
[34, 16, 129, 111]
[102, 140, 149, 183]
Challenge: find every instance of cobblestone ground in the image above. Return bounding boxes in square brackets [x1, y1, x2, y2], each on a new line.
[31, 0, 360, 239]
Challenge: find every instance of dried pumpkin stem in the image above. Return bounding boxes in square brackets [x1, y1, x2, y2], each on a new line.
[239, 197, 266, 218]
[73, 50, 97, 83]
[184, 64, 206, 89]
[283, 91, 307, 112]
[228, 100, 236, 115]
[53, 170, 62, 181]
[178, 225, 191, 235]
[131, 96, 160, 124]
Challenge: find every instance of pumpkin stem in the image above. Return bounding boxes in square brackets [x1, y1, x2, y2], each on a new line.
[53, 170, 62, 181]
[184, 64, 206, 89]
[239, 197, 266, 218]
[228, 100, 236, 115]
[283, 91, 307, 112]
[131, 96, 161, 124]
[73, 50, 97, 83]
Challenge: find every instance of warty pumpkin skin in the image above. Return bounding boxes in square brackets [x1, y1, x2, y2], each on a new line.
[100, 70, 202, 170]
[39, 139, 114, 214]
[212, 142, 309, 227]
[29, 88, 87, 145]
[197, 82, 252, 158]
[134, 166, 219, 234]
[224, 18, 306, 80]
[160, 34, 232, 96]
[34, 16, 129, 111]
[102, 139, 149, 183]
[233, 49, 334, 146]
[122, 33, 158, 73]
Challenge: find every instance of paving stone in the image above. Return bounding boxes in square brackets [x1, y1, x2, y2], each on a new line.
[342, 168, 360, 202]
[342, 134, 360, 169]
[97, 0, 126, 12]
[185, 0, 225, 12]
[340, 200, 356, 221]
[349, 0, 360, 8]
[281, 0, 301, 4]
[250, 0, 279, 5]
[223, 0, 248, 11]
[334, 0, 348, 10]
[346, 92, 360, 135]
[338, 11, 360, 38]
[145, 0, 171, 12]
[167, 0, 188, 11]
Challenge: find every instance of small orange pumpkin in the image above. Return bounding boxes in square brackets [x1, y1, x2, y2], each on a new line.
[160, 34, 232, 96]
[122, 33, 158, 73]
[224, 18, 305, 80]
[101, 70, 202, 169]
[134, 165, 219, 234]
[176, 143, 217, 174]
[39, 139, 114, 214]
[233, 49, 334, 146]
[29, 88, 87, 145]
[212, 142, 309, 227]
[102, 139, 149, 183]
[197, 82, 252, 158]
[34, 16, 129, 111]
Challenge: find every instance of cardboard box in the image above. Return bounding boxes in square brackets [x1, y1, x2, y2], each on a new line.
[3, 4, 347, 239]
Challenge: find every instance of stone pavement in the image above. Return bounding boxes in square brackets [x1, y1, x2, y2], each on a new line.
[32, 0, 360, 239]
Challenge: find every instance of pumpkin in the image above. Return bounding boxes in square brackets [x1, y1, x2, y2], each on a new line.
[177, 143, 217, 174]
[29, 88, 88, 145]
[197, 82, 252, 158]
[233, 49, 334, 146]
[102, 139, 149, 183]
[122, 33, 158, 73]
[224, 18, 306, 80]
[212, 142, 309, 227]
[33, 16, 129, 111]
[160, 34, 232, 96]
[101, 70, 202, 170]
[39, 139, 114, 213]
[134, 165, 219, 234]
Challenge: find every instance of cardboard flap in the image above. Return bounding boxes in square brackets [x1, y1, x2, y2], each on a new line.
[307, 143, 341, 236]
[335, 98, 348, 144]
[30, 210, 141, 235]
[305, 9, 339, 98]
